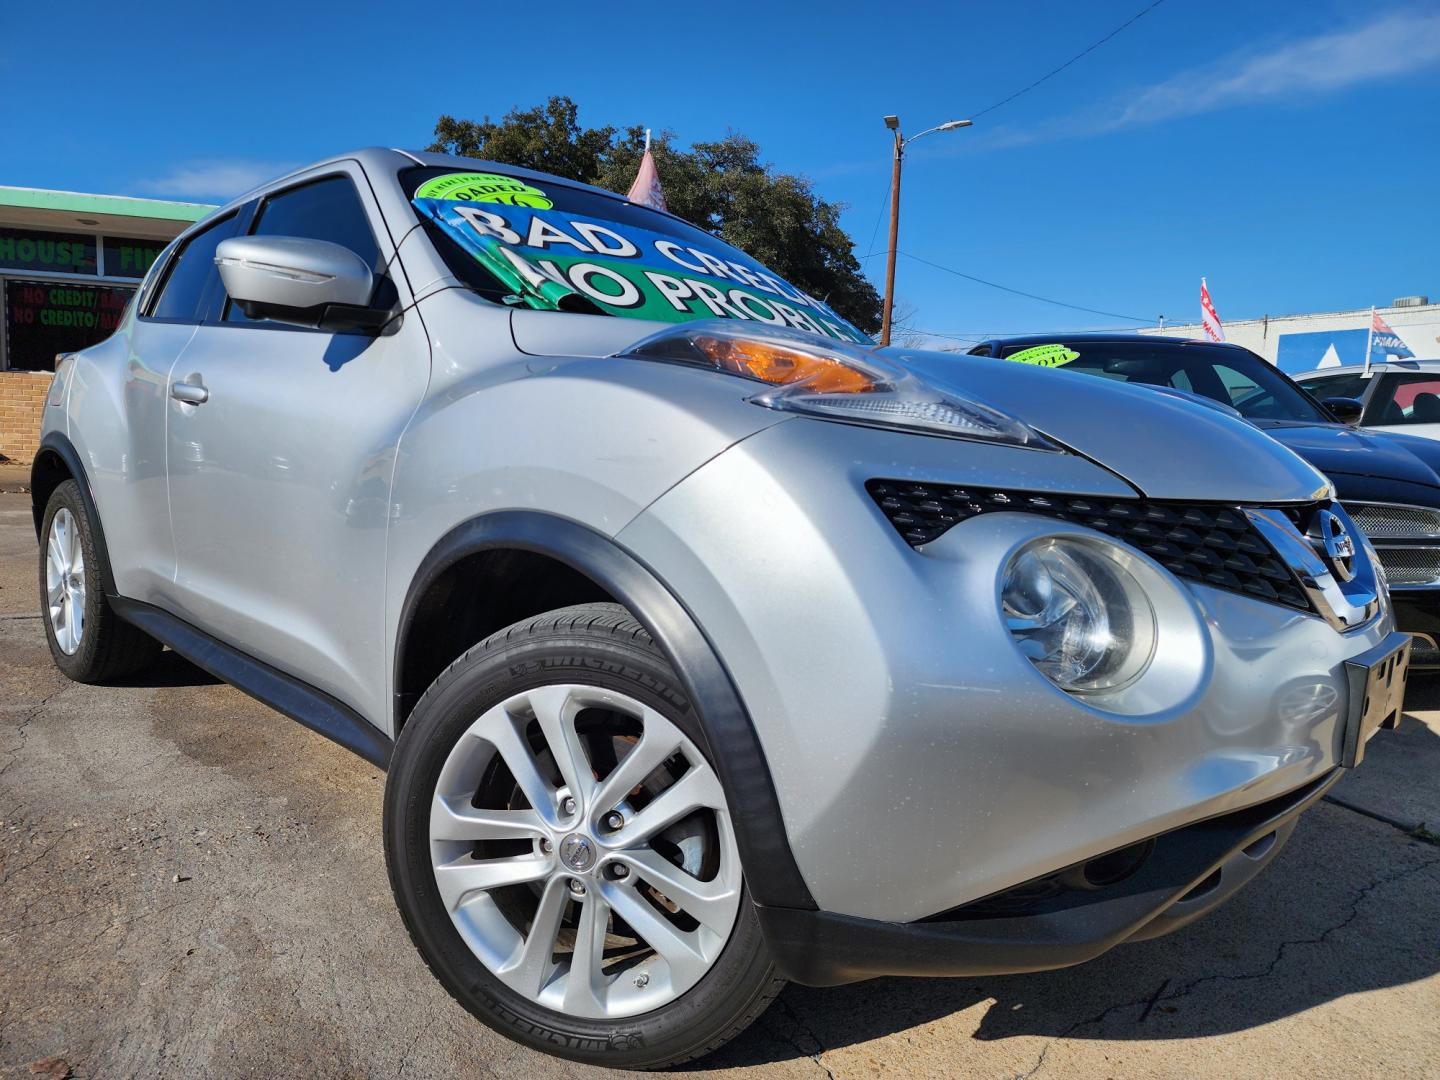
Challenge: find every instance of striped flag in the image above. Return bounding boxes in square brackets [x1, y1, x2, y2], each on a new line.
[1200, 278, 1225, 342]
[1370, 310, 1415, 361]
[626, 129, 668, 213]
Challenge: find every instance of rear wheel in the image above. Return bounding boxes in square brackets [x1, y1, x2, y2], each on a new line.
[39, 480, 161, 682]
[384, 603, 784, 1068]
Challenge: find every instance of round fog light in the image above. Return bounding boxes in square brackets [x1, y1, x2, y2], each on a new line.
[1001, 538, 1157, 693]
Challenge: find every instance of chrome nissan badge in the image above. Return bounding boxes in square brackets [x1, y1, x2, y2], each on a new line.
[1315, 509, 1357, 583]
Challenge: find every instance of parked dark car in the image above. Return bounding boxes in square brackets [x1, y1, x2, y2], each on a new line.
[967, 334, 1440, 665]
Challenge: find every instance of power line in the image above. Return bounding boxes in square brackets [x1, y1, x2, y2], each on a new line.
[863, 181, 891, 264]
[913, 320, 1158, 337]
[904, 329, 989, 343]
[860, 3, 1167, 264]
[970, 0, 1170, 120]
[899, 251, 1151, 322]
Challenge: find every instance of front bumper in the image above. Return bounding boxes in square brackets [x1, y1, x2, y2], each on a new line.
[619, 418, 1398, 926]
[756, 767, 1339, 986]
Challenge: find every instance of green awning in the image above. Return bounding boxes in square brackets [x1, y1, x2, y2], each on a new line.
[0, 186, 216, 223]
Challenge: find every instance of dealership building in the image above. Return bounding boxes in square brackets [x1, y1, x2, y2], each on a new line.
[0, 186, 214, 462]
[1142, 295, 1440, 374]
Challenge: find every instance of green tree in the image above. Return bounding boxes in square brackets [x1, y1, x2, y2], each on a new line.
[428, 97, 882, 334]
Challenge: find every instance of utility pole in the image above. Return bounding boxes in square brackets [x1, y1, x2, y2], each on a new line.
[881, 118, 904, 347]
[879, 114, 972, 347]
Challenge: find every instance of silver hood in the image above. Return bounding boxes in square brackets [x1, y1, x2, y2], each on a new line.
[896, 349, 1331, 503]
[509, 310, 1331, 505]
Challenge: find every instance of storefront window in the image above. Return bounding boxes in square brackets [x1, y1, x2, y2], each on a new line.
[2, 279, 134, 372]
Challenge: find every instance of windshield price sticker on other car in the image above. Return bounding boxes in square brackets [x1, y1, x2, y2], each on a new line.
[413, 193, 870, 343]
[1006, 343, 1081, 367]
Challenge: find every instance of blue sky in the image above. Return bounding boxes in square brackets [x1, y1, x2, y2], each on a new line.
[2, 1, 1436, 343]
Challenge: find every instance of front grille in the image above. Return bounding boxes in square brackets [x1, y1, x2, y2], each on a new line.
[867, 480, 1314, 611]
[1343, 502, 1440, 540]
[1375, 547, 1440, 586]
[1411, 635, 1440, 663]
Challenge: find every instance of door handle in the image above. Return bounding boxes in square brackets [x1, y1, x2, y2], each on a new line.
[170, 380, 209, 405]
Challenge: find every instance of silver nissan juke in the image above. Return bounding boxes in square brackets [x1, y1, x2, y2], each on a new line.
[33, 148, 1409, 1068]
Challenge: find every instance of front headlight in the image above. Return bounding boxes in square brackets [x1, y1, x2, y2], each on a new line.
[622, 321, 1053, 449]
[1001, 538, 1157, 693]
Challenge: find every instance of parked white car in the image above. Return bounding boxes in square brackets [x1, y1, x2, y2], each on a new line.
[1296, 360, 1440, 441]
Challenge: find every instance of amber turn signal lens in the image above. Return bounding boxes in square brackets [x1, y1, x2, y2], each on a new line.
[691, 335, 875, 394]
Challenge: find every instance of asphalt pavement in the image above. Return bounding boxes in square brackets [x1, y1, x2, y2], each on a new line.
[2, 490, 1437, 1079]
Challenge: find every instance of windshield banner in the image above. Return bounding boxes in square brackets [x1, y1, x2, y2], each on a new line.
[413, 196, 869, 343]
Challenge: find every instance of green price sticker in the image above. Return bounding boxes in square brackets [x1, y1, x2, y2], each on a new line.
[414, 172, 554, 209]
[1006, 343, 1080, 368]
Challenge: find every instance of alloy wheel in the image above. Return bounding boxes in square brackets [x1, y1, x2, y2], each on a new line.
[429, 684, 742, 1019]
[45, 508, 85, 655]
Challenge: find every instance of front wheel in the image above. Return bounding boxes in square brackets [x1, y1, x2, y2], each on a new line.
[383, 604, 784, 1069]
[39, 480, 161, 682]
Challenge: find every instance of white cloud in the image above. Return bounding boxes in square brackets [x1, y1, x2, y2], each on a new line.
[1109, 8, 1440, 129]
[137, 160, 296, 200]
[964, 8, 1440, 150]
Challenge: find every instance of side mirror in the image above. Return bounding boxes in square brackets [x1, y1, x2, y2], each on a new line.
[1322, 396, 1364, 424]
[215, 235, 390, 333]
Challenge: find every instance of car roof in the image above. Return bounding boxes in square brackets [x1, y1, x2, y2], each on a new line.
[208, 146, 696, 232]
[393, 148, 638, 205]
[1297, 360, 1440, 376]
[979, 332, 1252, 352]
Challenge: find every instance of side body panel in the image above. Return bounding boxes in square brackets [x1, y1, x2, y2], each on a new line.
[380, 288, 791, 736]
[164, 161, 429, 724]
[62, 308, 194, 603]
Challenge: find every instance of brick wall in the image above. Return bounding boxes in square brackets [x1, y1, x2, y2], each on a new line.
[0, 371, 53, 464]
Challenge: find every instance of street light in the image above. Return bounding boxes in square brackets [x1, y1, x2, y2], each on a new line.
[879, 115, 973, 346]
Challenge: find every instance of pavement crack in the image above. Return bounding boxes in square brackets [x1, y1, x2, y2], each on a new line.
[0, 676, 69, 779]
[1014, 1040, 1051, 1079]
[1011, 854, 1440, 1077]
[395, 1022, 428, 1078]
[1151, 854, 1440, 1004]
[767, 995, 836, 1080]
[1136, 977, 1170, 1024]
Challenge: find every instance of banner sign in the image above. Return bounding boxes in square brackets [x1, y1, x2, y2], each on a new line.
[1275, 329, 1370, 375]
[413, 187, 869, 343]
[0, 227, 97, 276]
[102, 236, 167, 279]
[3, 279, 133, 371]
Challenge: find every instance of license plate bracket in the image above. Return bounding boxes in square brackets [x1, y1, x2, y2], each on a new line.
[1341, 631, 1411, 768]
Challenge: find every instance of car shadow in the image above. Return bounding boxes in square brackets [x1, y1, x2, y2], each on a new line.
[692, 675, 1440, 1071]
[109, 648, 221, 688]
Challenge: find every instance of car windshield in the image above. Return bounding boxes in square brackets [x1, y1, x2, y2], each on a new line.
[994, 339, 1328, 423]
[400, 165, 868, 343]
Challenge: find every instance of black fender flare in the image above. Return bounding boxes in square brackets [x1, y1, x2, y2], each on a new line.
[394, 510, 817, 911]
[32, 431, 119, 597]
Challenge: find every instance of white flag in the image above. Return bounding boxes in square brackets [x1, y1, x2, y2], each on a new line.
[1200, 278, 1225, 342]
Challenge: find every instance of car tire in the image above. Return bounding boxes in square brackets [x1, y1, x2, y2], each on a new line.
[384, 602, 785, 1069]
[38, 480, 162, 683]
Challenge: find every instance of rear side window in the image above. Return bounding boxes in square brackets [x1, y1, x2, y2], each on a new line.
[224, 175, 382, 322]
[1373, 374, 1440, 425]
[146, 212, 241, 322]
